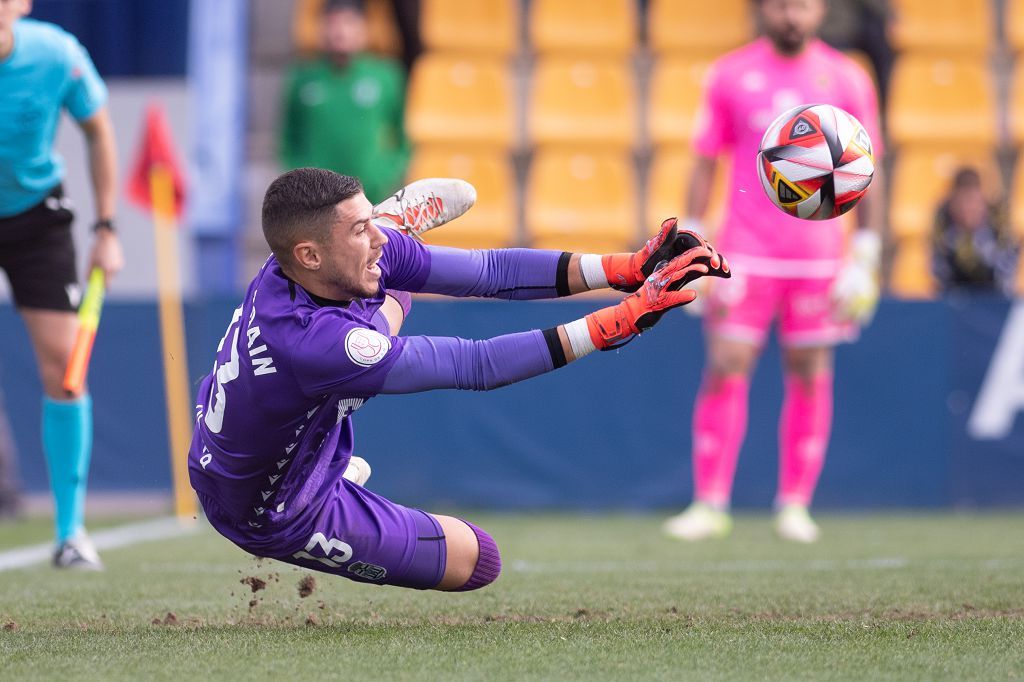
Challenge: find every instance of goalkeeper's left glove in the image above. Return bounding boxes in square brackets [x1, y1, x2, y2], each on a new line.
[831, 230, 882, 324]
[586, 241, 729, 349]
[600, 218, 728, 292]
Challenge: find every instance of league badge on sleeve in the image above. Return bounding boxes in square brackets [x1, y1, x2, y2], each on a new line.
[345, 328, 391, 366]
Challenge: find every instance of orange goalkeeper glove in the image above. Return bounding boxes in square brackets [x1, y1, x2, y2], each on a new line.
[586, 244, 728, 350]
[601, 218, 729, 292]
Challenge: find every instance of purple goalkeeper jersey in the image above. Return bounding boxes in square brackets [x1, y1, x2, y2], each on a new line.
[189, 228, 568, 547]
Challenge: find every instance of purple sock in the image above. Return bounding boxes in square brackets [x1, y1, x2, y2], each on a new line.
[453, 521, 501, 592]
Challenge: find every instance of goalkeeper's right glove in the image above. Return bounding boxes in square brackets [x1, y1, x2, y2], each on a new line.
[585, 243, 730, 350]
[600, 217, 728, 292]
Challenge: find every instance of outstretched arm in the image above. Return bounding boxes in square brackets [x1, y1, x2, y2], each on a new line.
[385, 219, 708, 300]
[316, 243, 729, 397]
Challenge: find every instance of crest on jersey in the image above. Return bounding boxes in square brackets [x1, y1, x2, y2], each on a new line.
[344, 328, 391, 366]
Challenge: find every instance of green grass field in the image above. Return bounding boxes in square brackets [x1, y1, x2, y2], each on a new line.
[1, 512, 1022, 681]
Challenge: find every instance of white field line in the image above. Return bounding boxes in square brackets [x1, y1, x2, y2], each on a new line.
[509, 557, 1024, 574]
[0, 517, 201, 572]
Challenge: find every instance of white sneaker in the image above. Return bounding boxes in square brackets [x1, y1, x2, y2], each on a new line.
[53, 531, 104, 571]
[372, 178, 477, 240]
[774, 504, 820, 543]
[663, 502, 732, 541]
[342, 456, 372, 486]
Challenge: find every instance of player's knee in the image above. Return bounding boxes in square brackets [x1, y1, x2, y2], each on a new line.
[783, 347, 832, 379]
[707, 342, 757, 378]
[453, 521, 501, 592]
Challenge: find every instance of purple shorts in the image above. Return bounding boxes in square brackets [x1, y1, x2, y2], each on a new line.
[199, 478, 447, 590]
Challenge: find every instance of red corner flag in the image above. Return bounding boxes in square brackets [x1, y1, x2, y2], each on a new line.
[126, 103, 187, 218]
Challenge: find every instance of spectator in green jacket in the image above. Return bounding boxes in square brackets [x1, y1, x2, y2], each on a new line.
[280, 0, 410, 204]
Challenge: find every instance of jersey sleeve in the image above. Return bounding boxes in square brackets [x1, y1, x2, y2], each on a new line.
[290, 310, 408, 399]
[378, 227, 567, 299]
[377, 227, 434, 291]
[691, 62, 733, 158]
[290, 307, 559, 397]
[61, 34, 107, 121]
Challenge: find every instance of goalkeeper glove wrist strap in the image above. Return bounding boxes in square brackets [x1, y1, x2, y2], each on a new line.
[579, 254, 610, 290]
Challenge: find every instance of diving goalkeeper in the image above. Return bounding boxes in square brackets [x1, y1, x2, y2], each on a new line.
[188, 168, 729, 592]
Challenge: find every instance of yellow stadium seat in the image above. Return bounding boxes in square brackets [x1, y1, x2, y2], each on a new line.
[890, 0, 990, 55]
[1010, 63, 1024, 146]
[1010, 155, 1024, 239]
[529, 57, 636, 149]
[645, 149, 729, 235]
[888, 56, 996, 147]
[648, 57, 714, 150]
[647, 0, 752, 54]
[1009, 0, 1024, 53]
[421, 0, 518, 55]
[889, 146, 1002, 239]
[530, 0, 636, 55]
[405, 147, 517, 249]
[526, 149, 637, 253]
[889, 237, 937, 299]
[406, 55, 514, 148]
[293, 0, 401, 58]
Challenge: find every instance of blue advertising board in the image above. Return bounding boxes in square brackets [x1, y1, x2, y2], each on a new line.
[0, 298, 1021, 509]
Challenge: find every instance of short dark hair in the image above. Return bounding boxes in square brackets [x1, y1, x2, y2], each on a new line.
[323, 0, 365, 16]
[261, 168, 363, 263]
[952, 167, 982, 192]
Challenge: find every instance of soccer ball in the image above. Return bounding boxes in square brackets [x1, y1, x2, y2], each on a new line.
[756, 103, 874, 220]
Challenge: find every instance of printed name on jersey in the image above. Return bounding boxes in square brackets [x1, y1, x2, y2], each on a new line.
[345, 328, 391, 366]
[246, 321, 277, 376]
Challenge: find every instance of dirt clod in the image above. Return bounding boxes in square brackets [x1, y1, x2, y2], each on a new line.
[240, 576, 266, 593]
[298, 574, 316, 598]
[3, 622, 17, 631]
[151, 612, 178, 626]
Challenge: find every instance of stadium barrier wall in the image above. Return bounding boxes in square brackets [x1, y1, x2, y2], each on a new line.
[2, 297, 1022, 509]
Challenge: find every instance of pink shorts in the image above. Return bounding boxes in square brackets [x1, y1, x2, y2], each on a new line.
[704, 266, 856, 348]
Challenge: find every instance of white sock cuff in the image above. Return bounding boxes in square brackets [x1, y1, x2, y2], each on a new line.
[564, 318, 597, 359]
[579, 254, 608, 290]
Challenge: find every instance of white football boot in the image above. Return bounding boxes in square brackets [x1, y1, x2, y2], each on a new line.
[342, 456, 372, 487]
[53, 530, 104, 571]
[372, 178, 477, 240]
[774, 504, 820, 543]
[663, 502, 733, 541]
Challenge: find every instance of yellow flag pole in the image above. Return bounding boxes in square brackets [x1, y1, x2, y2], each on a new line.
[150, 164, 197, 521]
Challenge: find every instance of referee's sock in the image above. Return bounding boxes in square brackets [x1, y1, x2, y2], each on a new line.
[42, 394, 93, 543]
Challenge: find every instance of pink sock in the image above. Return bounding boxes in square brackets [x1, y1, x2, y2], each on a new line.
[692, 374, 750, 508]
[777, 371, 833, 507]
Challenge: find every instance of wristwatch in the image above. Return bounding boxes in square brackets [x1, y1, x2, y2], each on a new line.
[92, 218, 115, 233]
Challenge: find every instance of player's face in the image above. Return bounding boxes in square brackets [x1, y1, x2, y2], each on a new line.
[759, 0, 825, 55]
[322, 8, 367, 57]
[949, 186, 988, 231]
[321, 193, 388, 300]
[0, 0, 30, 45]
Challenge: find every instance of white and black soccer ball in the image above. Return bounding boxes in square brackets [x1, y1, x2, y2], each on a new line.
[756, 103, 875, 220]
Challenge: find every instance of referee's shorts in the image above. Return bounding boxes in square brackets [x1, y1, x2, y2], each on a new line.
[0, 185, 79, 312]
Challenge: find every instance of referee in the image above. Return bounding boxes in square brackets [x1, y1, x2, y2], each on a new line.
[0, 1, 122, 569]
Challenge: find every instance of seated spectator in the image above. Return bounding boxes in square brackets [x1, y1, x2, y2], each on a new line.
[932, 168, 1019, 296]
[280, 0, 410, 204]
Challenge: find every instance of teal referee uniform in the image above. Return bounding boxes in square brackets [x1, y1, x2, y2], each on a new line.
[0, 17, 108, 563]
